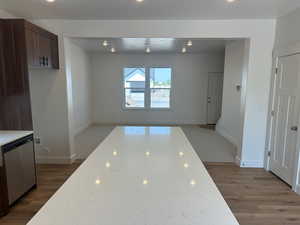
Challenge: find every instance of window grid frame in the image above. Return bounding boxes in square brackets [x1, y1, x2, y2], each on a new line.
[122, 66, 172, 110]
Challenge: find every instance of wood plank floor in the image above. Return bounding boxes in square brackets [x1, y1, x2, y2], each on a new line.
[0, 162, 300, 225]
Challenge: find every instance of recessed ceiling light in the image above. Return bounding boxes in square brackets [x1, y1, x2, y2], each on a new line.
[136, 0, 144, 2]
[113, 151, 118, 156]
[184, 163, 189, 168]
[146, 47, 151, 53]
[145, 151, 150, 156]
[111, 47, 116, 53]
[182, 47, 187, 53]
[227, 0, 236, 2]
[103, 40, 108, 47]
[187, 40, 193, 46]
[179, 152, 184, 156]
[46, 0, 55, 2]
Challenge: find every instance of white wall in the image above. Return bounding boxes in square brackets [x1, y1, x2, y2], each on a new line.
[67, 39, 92, 135]
[29, 68, 73, 164]
[216, 40, 248, 164]
[91, 53, 224, 124]
[275, 8, 300, 48]
[0, 9, 15, 18]
[27, 19, 275, 166]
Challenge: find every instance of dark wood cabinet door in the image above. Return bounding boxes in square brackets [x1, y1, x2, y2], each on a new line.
[39, 34, 52, 68]
[24, 21, 59, 69]
[25, 29, 40, 68]
[0, 20, 6, 97]
[51, 36, 59, 69]
[0, 19, 33, 130]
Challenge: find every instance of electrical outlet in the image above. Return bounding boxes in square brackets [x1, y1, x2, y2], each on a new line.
[35, 137, 41, 144]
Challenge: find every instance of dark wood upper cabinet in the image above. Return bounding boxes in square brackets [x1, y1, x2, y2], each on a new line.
[24, 21, 59, 69]
[0, 19, 59, 131]
[2, 19, 59, 70]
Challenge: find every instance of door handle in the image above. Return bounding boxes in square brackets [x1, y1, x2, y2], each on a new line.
[291, 126, 298, 131]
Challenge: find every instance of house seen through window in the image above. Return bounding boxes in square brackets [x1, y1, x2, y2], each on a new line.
[123, 67, 172, 109]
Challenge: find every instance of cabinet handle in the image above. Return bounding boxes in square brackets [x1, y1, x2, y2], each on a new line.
[42, 56, 46, 66]
[39, 57, 43, 66]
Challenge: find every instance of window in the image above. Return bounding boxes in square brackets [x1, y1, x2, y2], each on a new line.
[150, 68, 171, 108]
[123, 67, 172, 109]
[123, 67, 146, 108]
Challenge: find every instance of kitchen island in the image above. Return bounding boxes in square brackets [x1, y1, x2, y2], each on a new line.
[27, 126, 239, 225]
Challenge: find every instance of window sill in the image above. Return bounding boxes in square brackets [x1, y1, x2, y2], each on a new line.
[122, 107, 172, 111]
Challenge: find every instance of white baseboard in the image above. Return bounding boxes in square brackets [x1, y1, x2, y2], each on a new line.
[239, 160, 264, 168]
[36, 153, 77, 164]
[295, 184, 300, 195]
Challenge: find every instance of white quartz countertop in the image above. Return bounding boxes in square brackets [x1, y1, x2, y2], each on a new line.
[27, 126, 239, 225]
[0, 130, 34, 147]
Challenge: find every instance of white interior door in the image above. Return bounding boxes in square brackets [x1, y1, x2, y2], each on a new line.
[270, 54, 300, 185]
[207, 73, 223, 124]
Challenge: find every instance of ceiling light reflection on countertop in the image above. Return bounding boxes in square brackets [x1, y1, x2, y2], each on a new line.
[95, 179, 101, 185]
[143, 179, 149, 185]
[102, 40, 108, 46]
[105, 162, 111, 168]
[190, 179, 196, 186]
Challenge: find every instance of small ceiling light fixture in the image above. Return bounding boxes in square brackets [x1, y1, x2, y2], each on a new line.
[145, 151, 150, 156]
[103, 40, 108, 47]
[187, 40, 193, 46]
[136, 0, 144, 2]
[146, 47, 151, 53]
[46, 0, 56, 2]
[111, 47, 116, 53]
[179, 151, 184, 156]
[182, 47, 187, 53]
[113, 151, 118, 156]
[183, 163, 189, 168]
[227, 0, 236, 2]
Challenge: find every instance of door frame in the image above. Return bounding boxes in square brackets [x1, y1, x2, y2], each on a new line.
[265, 41, 300, 194]
[206, 72, 224, 125]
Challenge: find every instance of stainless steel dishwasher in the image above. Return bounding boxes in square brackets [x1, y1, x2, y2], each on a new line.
[2, 135, 36, 205]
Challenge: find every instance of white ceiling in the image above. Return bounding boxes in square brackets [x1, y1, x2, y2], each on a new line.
[1, 0, 300, 20]
[70, 38, 228, 54]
